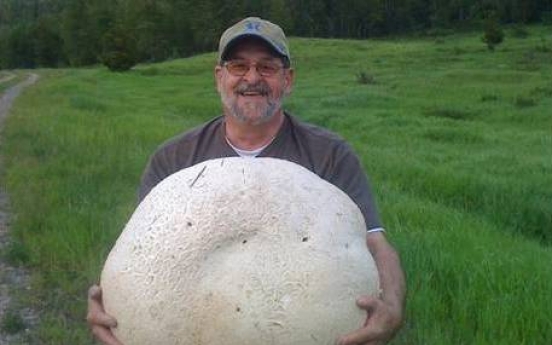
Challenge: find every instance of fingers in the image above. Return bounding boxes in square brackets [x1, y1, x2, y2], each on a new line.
[86, 308, 118, 328]
[357, 294, 403, 332]
[88, 284, 101, 298]
[356, 295, 381, 314]
[87, 285, 117, 327]
[91, 325, 124, 345]
[336, 296, 385, 345]
[337, 326, 386, 345]
[336, 327, 383, 345]
[87, 284, 123, 345]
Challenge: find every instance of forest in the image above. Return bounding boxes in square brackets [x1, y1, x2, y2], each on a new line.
[0, 0, 551, 69]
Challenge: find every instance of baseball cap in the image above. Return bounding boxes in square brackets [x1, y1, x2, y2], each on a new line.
[218, 17, 291, 66]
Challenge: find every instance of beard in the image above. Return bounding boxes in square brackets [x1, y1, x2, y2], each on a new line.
[221, 81, 284, 125]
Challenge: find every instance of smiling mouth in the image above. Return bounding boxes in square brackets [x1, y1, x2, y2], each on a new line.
[239, 91, 266, 97]
[235, 82, 270, 97]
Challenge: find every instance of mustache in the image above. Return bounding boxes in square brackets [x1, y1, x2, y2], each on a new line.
[234, 82, 270, 95]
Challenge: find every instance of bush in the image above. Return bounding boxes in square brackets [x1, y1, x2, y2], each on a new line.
[423, 107, 476, 121]
[480, 94, 499, 102]
[510, 25, 529, 39]
[514, 96, 537, 108]
[3, 240, 30, 266]
[100, 27, 138, 72]
[541, 11, 552, 25]
[535, 37, 551, 53]
[452, 46, 466, 55]
[482, 12, 504, 51]
[102, 51, 137, 72]
[1, 310, 25, 335]
[356, 71, 376, 85]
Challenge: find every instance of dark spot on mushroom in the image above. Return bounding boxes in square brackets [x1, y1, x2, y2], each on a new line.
[236, 307, 241, 312]
[345, 243, 349, 249]
[187, 221, 193, 227]
[242, 239, 247, 244]
[302, 237, 309, 242]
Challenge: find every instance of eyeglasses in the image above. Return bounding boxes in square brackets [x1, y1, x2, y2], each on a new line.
[223, 59, 284, 77]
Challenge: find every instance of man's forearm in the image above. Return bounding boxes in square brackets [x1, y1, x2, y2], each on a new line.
[366, 232, 406, 320]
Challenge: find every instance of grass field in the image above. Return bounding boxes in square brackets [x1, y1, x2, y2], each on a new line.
[1, 25, 551, 344]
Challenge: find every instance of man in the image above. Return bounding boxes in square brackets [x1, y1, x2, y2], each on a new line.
[87, 17, 405, 345]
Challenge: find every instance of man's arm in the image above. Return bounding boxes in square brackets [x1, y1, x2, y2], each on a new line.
[338, 231, 406, 345]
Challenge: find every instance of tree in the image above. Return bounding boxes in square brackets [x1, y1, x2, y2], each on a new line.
[482, 10, 504, 51]
[3, 24, 36, 68]
[61, 0, 99, 66]
[268, 0, 292, 33]
[100, 25, 138, 72]
[33, 16, 64, 67]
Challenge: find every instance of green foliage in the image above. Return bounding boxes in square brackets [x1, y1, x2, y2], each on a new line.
[535, 36, 551, 52]
[482, 11, 504, 51]
[1, 310, 25, 335]
[514, 95, 538, 108]
[1, 0, 552, 69]
[542, 11, 552, 25]
[3, 240, 31, 266]
[356, 71, 376, 85]
[100, 26, 138, 72]
[0, 24, 36, 69]
[33, 17, 65, 67]
[480, 93, 499, 102]
[423, 107, 477, 120]
[61, 0, 100, 66]
[510, 24, 530, 38]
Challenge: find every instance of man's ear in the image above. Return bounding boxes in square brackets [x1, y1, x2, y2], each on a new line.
[284, 68, 295, 96]
[214, 65, 223, 93]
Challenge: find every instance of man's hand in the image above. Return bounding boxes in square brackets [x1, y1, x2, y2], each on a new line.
[86, 285, 123, 345]
[337, 231, 406, 345]
[336, 294, 403, 345]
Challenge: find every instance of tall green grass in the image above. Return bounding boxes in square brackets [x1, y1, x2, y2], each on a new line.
[1, 26, 551, 344]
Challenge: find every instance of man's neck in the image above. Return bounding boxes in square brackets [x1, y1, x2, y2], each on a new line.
[224, 111, 285, 150]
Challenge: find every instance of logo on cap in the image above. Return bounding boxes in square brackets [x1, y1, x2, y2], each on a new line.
[245, 22, 261, 32]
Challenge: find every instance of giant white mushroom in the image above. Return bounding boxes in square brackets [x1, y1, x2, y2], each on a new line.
[101, 157, 380, 345]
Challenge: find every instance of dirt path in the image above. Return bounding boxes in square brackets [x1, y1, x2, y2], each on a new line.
[0, 74, 39, 121]
[0, 73, 16, 85]
[0, 73, 40, 344]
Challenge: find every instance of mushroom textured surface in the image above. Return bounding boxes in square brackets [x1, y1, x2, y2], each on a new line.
[101, 157, 380, 345]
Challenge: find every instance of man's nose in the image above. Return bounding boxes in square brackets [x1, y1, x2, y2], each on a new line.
[241, 64, 262, 83]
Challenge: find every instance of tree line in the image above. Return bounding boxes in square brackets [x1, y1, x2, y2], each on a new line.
[1, 0, 551, 70]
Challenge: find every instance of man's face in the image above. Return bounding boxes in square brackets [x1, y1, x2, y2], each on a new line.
[215, 39, 294, 125]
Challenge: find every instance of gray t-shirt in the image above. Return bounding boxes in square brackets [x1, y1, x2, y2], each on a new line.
[139, 113, 383, 231]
